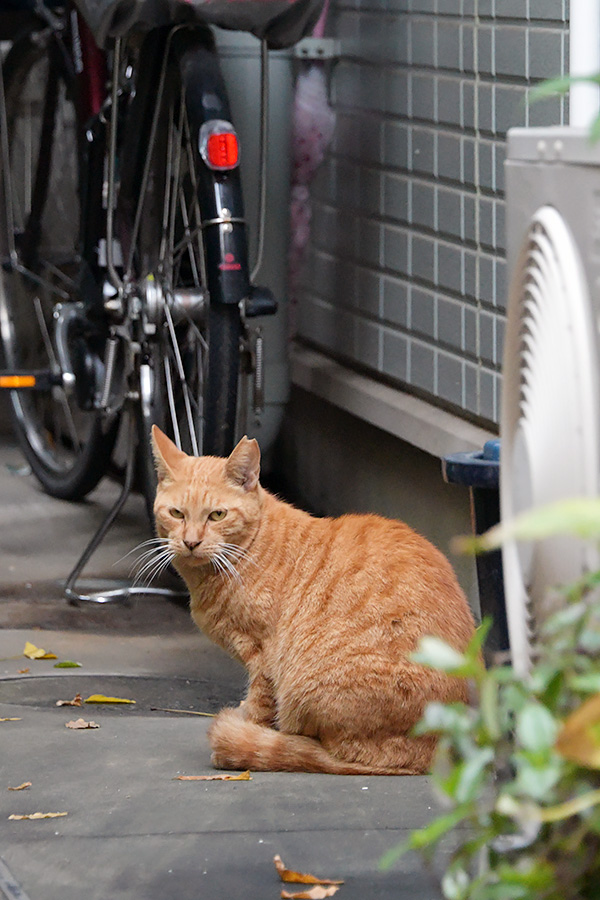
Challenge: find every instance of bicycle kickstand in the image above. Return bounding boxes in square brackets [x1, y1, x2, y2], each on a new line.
[64, 403, 186, 605]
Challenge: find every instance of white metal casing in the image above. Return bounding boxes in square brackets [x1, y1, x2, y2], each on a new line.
[503, 126, 600, 671]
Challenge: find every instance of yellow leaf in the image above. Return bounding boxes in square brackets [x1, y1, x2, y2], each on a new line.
[174, 771, 252, 781]
[0, 718, 21, 722]
[280, 887, 340, 900]
[274, 856, 344, 886]
[8, 782, 31, 792]
[23, 641, 56, 660]
[9, 812, 67, 820]
[84, 694, 136, 704]
[65, 718, 99, 730]
[556, 693, 600, 768]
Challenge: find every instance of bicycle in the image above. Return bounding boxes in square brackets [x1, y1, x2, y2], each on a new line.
[0, 0, 321, 532]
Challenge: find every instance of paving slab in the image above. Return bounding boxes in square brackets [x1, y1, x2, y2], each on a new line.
[1, 700, 443, 900]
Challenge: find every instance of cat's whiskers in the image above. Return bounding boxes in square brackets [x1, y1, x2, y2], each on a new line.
[133, 550, 176, 587]
[115, 537, 169, 569]
[219, 542, 256, 566]
[129, 538, 175, 586]
[210, 548, 242, 584]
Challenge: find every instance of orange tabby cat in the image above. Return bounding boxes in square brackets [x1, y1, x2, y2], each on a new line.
[151, 425, 476, 775]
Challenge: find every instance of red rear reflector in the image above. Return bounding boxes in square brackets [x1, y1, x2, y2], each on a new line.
[199, 120, 240, 171]
[0, 375, 36, 388]
[207, 132, 239, 169]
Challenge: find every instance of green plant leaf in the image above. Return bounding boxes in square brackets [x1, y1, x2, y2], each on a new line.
[579, 627, 600, 653]
[53, 661, 82, 668]
[529, 72, 600, 103]
[542, 601, 588, 635]
[496, 859, 555, 891]
[570, 673, 600, 694]
[441, 864, 470, 900]
[512, 754, 562, 801]
[528, 74, 573, 100]
[455, 497, 600, 554]
[408, 803, 472, 851]
[411, 637, 477, 676]
[516, 704, 558, 752]
[480, 674, 501, 741]
[473, 884, 530, 900]
[413, 701, 474, 737]
[379, 804, 472, 869]
[453, 747, 495, 804]
[466, 618, 492, 661]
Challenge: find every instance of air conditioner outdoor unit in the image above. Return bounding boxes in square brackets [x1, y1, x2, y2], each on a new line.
[502, 126, 600, 672]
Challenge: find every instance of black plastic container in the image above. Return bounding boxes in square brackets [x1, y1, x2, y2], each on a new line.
[442, 439, 509, 656]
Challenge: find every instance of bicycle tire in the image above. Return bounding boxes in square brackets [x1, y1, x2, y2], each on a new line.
[124, 29, 243, 522]
[0, 30, 118, 499]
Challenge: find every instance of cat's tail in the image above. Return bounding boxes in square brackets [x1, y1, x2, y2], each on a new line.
[207, 709, 418, 776]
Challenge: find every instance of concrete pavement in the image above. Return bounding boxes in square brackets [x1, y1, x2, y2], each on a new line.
[0, 435, 446, 900]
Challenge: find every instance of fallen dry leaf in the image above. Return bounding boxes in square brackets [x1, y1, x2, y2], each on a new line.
[8, 782, 31, 792]
[281, 887, 340, 900]
[56, 693, 83, 708]
[556, 693, 600, 768]
[18, 668, 30, 674]
[274, 855, 344, 886]
[174, 771, 252, 781]
[9, 812, 67, 820]
[0, 718, 21, 722]
[84, 694, 135, 704]
[23, 641, 57, 660]
[65, 718, 99, 730]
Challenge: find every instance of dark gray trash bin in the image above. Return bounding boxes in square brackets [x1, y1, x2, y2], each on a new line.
[442, 440, 509, 658]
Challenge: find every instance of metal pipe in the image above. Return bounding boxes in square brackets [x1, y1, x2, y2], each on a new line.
[570, 0, 600, 127]
[250, 39, 269, 283]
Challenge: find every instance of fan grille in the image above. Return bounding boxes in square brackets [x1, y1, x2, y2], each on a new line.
[501, 205, 600, 672]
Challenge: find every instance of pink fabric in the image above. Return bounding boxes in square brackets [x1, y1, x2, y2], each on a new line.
[288, 0, 335, 331]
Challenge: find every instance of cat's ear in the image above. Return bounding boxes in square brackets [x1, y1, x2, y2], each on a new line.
[151, 425, 188, 483]
[225, 436, 261, 492]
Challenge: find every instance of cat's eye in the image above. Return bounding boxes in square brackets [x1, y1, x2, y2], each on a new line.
[169, 508, 185, 519]
[208, 509, 227, 521]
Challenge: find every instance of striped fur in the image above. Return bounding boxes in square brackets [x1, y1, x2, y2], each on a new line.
[152, 427, 476, 775]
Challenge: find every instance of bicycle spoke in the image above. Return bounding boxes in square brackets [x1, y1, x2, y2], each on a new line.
[162, 350, 181, 448]
[125, 41, 171, 279]
[33, 295, 57, 367]
[164, 301, 199, 456]
[182, 107, 207, 286]
[166, 97, 185, 278]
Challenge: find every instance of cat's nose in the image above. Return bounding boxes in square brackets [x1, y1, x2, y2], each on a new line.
[184, 539, 201, 551]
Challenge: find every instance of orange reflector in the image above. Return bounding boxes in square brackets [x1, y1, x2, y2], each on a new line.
[0, 375, 36, 388]
[206, 132, 239, 169]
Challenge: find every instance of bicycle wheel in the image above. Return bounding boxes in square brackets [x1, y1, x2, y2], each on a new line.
[0, 30, 118, 498]
[124, 30, 243, 521]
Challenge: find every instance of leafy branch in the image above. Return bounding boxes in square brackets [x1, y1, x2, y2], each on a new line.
[383, 497, 600, 900]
